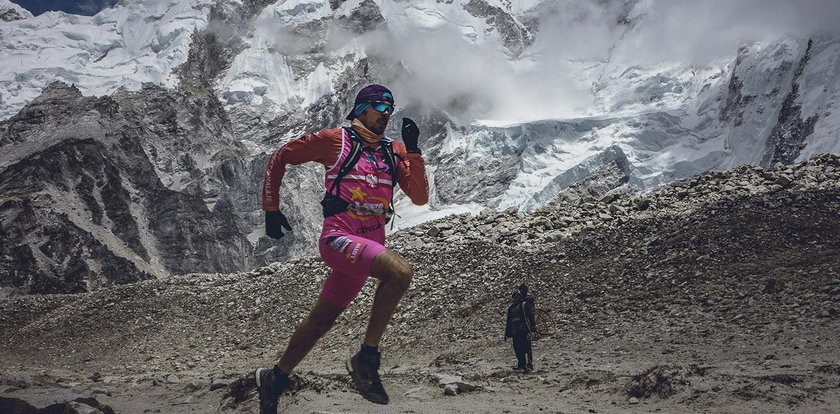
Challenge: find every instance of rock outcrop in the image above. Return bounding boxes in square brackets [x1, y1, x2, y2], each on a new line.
[0, 82, 252, 293]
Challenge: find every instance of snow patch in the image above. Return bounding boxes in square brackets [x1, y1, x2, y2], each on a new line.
[0, 0, 214, 120]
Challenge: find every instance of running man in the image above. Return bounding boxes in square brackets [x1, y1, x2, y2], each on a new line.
[255, 84, 429, 413]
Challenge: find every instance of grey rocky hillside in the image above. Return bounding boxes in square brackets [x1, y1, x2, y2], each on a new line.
[1, 154, 837, 378]
[0, 82, 253, 294]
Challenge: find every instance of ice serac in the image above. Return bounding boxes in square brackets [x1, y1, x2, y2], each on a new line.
[0, 82, 252, 294]
[528, 145, 632, 209]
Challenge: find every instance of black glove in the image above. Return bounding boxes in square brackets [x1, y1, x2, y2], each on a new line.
[401, 117, 420, 153]
[265, 210, 292, 239]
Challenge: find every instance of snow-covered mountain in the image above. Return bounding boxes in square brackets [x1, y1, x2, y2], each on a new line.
[1, 0, 839, 293]
[1, 0, 32, 21]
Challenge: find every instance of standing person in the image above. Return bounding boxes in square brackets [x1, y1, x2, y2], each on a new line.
[255, 84, 429, 413]
[505, 285, 536, 373]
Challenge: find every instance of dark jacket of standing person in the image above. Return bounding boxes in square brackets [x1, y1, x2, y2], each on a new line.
[505, 288, 536, 372]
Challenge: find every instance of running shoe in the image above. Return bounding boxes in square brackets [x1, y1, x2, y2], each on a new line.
[346, 350, 389, 404]
[255, 366, 290, 414]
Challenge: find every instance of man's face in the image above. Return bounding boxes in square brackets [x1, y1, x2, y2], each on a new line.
[357, 102, 392, 135]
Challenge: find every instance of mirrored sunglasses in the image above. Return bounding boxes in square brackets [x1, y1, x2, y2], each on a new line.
[370, 102, 394, 115]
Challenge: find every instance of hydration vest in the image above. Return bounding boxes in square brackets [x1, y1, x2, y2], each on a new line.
[320, 127, 399, 222]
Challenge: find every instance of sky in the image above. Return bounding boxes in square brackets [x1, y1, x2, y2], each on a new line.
[10, 0, 117, 16]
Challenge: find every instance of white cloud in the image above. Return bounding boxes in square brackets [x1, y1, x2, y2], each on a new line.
[617, 0, 840, 65]
[360, 11, 599, 123]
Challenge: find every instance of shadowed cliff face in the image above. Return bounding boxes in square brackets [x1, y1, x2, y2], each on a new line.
[0, 82, 253, 294]
[762, 39, 820, 166]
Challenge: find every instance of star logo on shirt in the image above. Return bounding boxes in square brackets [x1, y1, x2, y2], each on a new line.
[349, 186, 366, 202]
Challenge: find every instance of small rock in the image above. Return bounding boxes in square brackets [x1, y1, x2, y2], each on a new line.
[501, 376, 517, 383]
[402, 386, 426, 397]
[433, 374, 461, 386]
[184, 381, 202, 392]
[90, 388, 110, 396]
[210, 378, 232, 391]
[63, 401, 104, 414]
[600, 193, 618, 204]
[775, 176, 792, 186]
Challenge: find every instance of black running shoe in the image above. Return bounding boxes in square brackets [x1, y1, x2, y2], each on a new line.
[255, 366, 290, 414]
[346, 350, 389, 404]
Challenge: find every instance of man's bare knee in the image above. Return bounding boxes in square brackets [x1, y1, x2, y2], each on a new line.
[372, 251, 413, 291]
[392, 263, 412, 292]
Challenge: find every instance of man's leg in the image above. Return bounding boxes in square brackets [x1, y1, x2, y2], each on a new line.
[256, 297, 344, 414]
[365, 249, 413, 346]
[346, 249, 413, 405]
[512, 334, 526, 370]
[277, 296, 345, 372]
[525, 336, 534, 372]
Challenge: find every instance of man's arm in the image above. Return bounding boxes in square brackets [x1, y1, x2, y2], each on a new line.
[525, 302, 537, 333]
[504, 307, 513, 338]
[392, 117, 429, 205]
[392, 142, 429, 205]
[261, 129, 342, 211]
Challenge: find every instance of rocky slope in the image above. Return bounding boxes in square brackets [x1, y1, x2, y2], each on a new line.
[0, 82, 254, 294]
[1, 153, 838, 413]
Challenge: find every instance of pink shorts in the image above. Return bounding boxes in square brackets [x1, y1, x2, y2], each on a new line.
[318, 233, 387, 308]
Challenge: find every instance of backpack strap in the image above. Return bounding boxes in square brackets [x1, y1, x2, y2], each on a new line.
[522, 301, 533, 333]
[380, 140, 399, 183]
[327, 128, 364, 196]
[378, 139, 399, 226]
